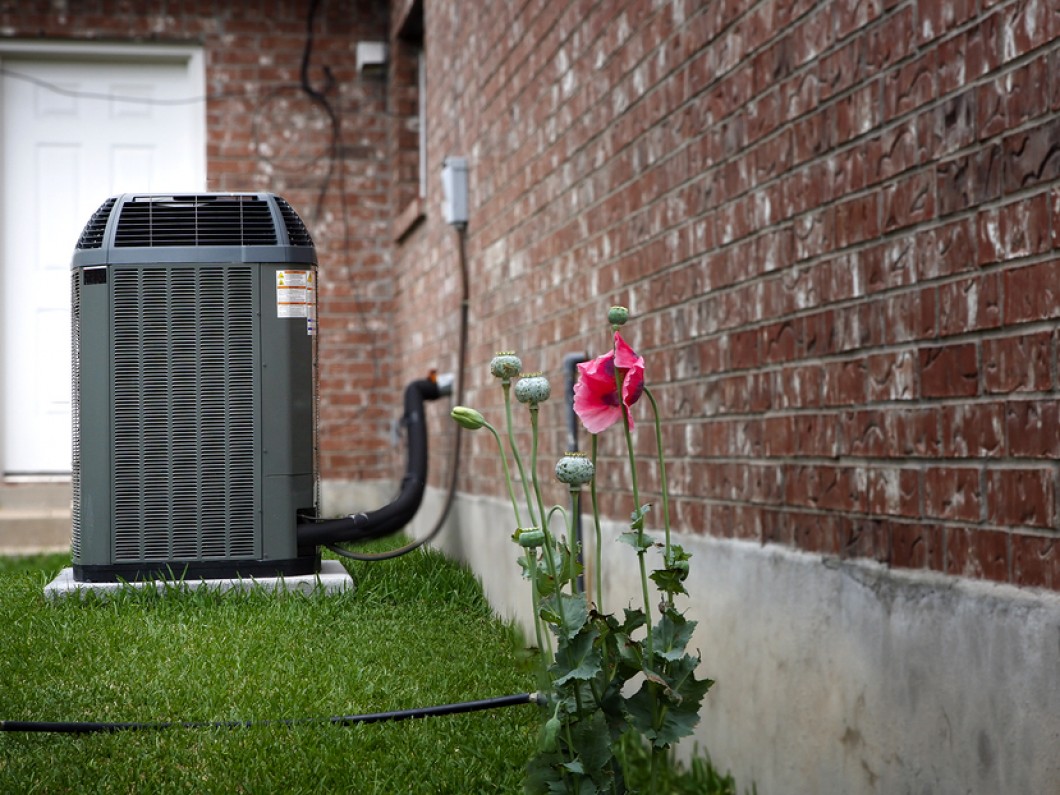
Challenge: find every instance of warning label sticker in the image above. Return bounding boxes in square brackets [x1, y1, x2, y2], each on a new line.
[276, 270, 317, 335]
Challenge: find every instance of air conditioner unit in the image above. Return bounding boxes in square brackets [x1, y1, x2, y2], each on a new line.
[69, 193, 318, 582]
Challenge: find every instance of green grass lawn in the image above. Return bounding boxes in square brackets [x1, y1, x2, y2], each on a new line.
[0, 545, 539, 793]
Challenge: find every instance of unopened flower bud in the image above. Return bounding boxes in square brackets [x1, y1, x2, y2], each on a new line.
[608, 305, 630, 327]
[555, 452, 594, 486]
[515, 373, 550, 405]
[489, 352, 522, 381]
[450, 406, 487, 430]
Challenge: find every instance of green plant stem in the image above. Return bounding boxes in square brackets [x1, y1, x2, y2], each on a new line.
[503, 382, 538, 527]
[547, 505, 569, 529]
[589, 434, 604, 611]
[528, 406, 569, 640]
[528, 406, 550, 539]
[527, 550, 552, 668]
[617, 378, 654, 665]
[645, 387, 672, 558]
[568, 489, 581, 593]
[484, 422, 523, 527]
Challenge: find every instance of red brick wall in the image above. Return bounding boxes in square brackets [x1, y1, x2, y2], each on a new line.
[6, 0, 1058, 592]
[0, 0, 392, 484]
[393, 0, 1060, 591]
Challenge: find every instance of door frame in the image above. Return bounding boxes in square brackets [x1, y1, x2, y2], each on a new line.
[0, 40, 206, 477]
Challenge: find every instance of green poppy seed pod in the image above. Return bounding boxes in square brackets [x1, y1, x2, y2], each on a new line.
[450, 406, 487, 430]
[514, 373, 550, 405]
[539, 715, 562, 752]
[608, 305, 630, 327]
[489, 352, 522, 381]
[555, 452, 594, 487]
[516, 527, 546, 548]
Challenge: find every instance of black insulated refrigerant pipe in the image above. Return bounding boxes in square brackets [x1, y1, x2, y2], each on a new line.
[296, 377, 443, 548]
[0, 692, 541, 734]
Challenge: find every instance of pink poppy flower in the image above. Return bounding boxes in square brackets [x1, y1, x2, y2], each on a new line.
[573, 332, 645, 434]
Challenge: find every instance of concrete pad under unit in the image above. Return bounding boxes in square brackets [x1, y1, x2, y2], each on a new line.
[43, 559, 353, 600]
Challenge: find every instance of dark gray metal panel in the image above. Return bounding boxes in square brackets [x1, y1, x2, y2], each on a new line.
[72, 269, 114, 567]
[261, 474, 314, 561]
[258, 265, 316, 561]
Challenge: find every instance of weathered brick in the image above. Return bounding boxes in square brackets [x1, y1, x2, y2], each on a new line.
[891, 521, 944, 571]
[986, 468, 1055, 528]
[983, 332, 1053, 394]
[867, 350, 916, 400]
[883, 50, 937, 120]
[939, 402, 1005, 458]
[938, 273, 1002, 336]
[1011, 534, 1058, 588]
[1006, 400, 1060, 457]
[946, 527, 1010, 583]
[1003, 118, 1060, 194]
[920, 343, 980, 398]
[866, 466, 920, 517]
[924, 466, 982, 522]
[881, 286, 938, 344]
[977, 192, 1053, 264]
[918, 0, 976, 43]
[865, 4, 915, 68]
[790, 509, 842, 556]
[1003, 260, 1060, 324]
[999, 0, 1052, 61]
[840, 516, 891, 563]
[917, 217, 977, 279]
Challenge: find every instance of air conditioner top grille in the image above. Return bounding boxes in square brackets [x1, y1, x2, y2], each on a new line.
[113, 195, 278, 247]
[70, 193, 317, 266]
[76, 198, 117, 249]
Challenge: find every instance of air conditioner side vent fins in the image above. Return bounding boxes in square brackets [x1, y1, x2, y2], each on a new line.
[275, 196, 314, 247]
[76, 198, 117, 249]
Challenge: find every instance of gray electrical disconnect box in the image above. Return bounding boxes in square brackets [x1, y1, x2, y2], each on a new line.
[69, 193, 318, 582]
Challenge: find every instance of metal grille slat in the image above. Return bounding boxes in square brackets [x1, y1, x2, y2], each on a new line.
[113, 196, 277, 248]
[275, 196, 314, 246]
[70, 273, 82, 557]
[76, 198, 116, 249]
[112, 266, 257, 562]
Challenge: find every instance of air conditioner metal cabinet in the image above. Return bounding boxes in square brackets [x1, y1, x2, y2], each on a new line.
[70, 194, 318, 582]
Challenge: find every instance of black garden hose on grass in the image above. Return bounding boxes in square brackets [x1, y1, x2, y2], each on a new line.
[1, 692, 542, 734]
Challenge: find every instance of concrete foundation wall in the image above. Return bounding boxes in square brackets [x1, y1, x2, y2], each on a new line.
[406, 487, 1060, 795]
[319, 479, 398, 520]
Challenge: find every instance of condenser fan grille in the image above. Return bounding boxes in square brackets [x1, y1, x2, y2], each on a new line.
[113, 196, 278, 248]
[111, 266, 258, 562]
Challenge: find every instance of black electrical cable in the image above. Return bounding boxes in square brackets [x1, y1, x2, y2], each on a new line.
[325, 223, 470, 562]
[0, 692, 541, 735]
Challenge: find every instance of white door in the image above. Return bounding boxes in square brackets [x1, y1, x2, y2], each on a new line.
[0, 49, 205, 474]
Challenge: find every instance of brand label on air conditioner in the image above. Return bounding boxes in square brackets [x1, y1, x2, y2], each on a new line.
[276, 270, 316, 335]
